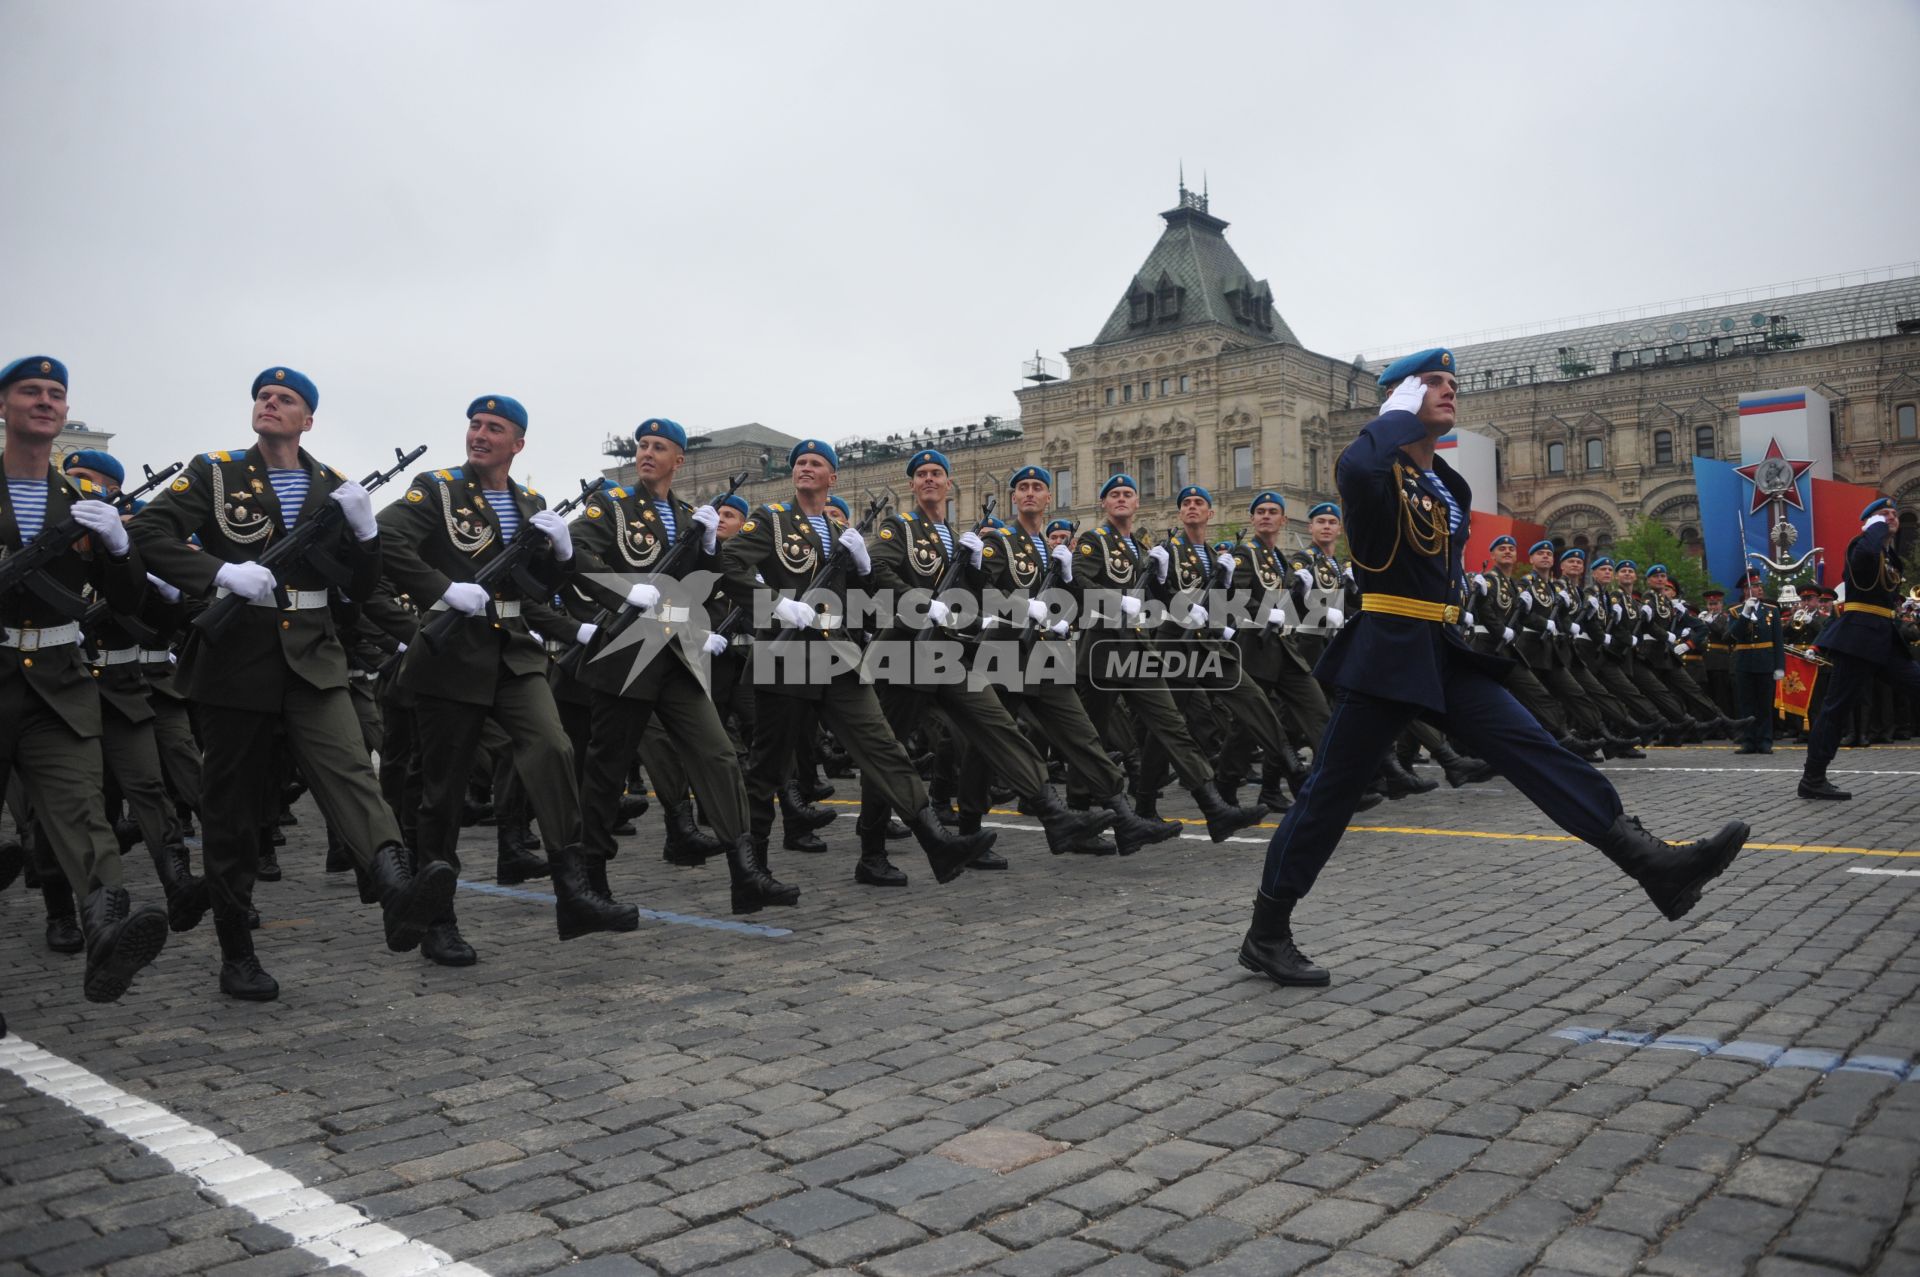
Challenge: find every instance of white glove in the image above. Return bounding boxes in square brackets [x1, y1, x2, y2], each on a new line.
[395, 641, 407, 653]
[1049, 619, 1069, 638]
[1120, 595, 1142, 618]
[214, 560, 276, 602]
[1051, 543, 1074, 582]
[927, 599, 952, 627]
[1220, 625, 1236, 641]
[1266, 605, 1287, 627]
[691, 504, 720, 554]
[330, 481, 377, 542]
[958, 531, 983, 569]
[1611, 603, 1623, 620]
[574, 622, 598, 645]
[1520, 589, 1534, 607]
[1773, 669, 1785, 682]
[703, 632, 729, 656]
[1217, 553, 1237, 578]
[1026, 598, 1050, 624]
[1545, 619, 1559, 636]
[1602, 633, 1613, 646]
[625, 582, 660, 611]
[1674, 600, 1689, 615]
[145, 573, 182, 604]
[1570, 623, 1582, 638]
[440, 581, 489, 615]
[1295, 568, 1314, 589]
[1673, 640, 1688, 655]
[1343, 565, 1355, 582]
[1640, 605, 1653, 620]
[1502, 626, 1515, 643]
[71, 499, 130, 556]
[1381, 374, 1429, 415]
[1463, 612, 1475, 628]
[981, 614, 1005, 630]
[529, 510, 573, 561]
[1187, 604, 1208, 628]
[774, 597, 817, 629]
[1864, 514, 1888, 532]
[1472, 573, 1489, 592]
[1147, 544, 1170, 581]
[1327, 606, 1345, 628]
[838, 526, 871, 574]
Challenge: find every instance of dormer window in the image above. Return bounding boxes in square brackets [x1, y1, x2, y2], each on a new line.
[1128, 289, 1154, 327]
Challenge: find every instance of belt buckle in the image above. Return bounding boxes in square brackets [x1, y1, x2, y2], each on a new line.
[1443, 605, 1461, 624]
[18, 628, 42, 652]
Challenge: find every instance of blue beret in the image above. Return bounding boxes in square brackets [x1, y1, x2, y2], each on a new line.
[1615, 558, 1637, 570]
[985, 517, 1008, 531]
[1046, 519, 1075, 536]
[1177, 485, 1212, 507]
[1489, 534, 1517, 550]
[468, 394, 526, 430]
[1647, 563, 1669, 576]
[1213, 540, 1233, 553]
[717, 494, 750, 517]
[0, 355, 68, 391]
[790, 439, 839, 469]
[1250, 490, 1286, 514]
[1307, 502, 1341, 520]
[827, 495, 851, 518]
[1589, 556, 1613, 569]
[907, 448, 950, 476]
[1528, 539, 1555, 556]
[1010, 465, 1051, 489]
[62, 449, 124, 486]
[1376, 347, 1455, 387]
[255, 366, 318, 412]
[1862, 496, 1892, 521]
[1558, 547, 1585, 563]
[635, 417, 687, 449]
[1100, 473, 1137, 499]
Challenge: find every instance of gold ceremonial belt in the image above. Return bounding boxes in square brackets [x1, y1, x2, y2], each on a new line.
[1733, 642, 1774, 651]
[1844, 603, 1896, 619]
[1360, 594, 1460, 624]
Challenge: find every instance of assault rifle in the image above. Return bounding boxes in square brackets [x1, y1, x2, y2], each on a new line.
[1, 460, 184, 641]
[766, 490, 890, 656]
[419, 476, 602, 652]
[194, 446, 426, 643]
[919, 481, 996, 641]
[557, 470, 750, 678]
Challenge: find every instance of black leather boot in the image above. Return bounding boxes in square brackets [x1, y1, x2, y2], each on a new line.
[1798, 772, 1851, 800]
[147, 841, 208, 933]
[325, 827, 351, 873]
[1256, 757, 1292, 815]
[43, 876, 84, 954]
[422, 912, 478, 967]
[1593, 813, 1748, 921]
[1378, 755, 1438, 798]
[907, 804, 988, 884]
[256, 826, 283, 881]
[728, 834, 799, 913]
[214, 905, 278, 1001]
[1237, 890, 1329, 987]
[783, 820, 829, 853]
[1431, 743, 1496, 787]
[551, 845, 640, 940]
[368, 843, 456, 953]
[854, 812, 909, 885]
[113, 816, 141, 854]
[885, 818, 911, 839]
[1103, 792, 1180, 857]
[80, 886, 169, 1004]
[1029, 787, 1113, 857]
[800, 770, 835, 803]
[955, 813, 1009, 869]
[1189, 781, 1267, 843]
[778, 780, 835, 831]
[0, 833, 22, 892]
[663, 802, 726, 867]
[495, 821, 550, 884]
[618, 791, 650, 820]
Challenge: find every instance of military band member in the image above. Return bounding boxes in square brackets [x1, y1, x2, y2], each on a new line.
[2, 355, 172, 1006]
[377, 394, 636, 962]
[1699, 587, 1737, 716]
[721, 438, 992, 886]
[1800, 498, 1919, 798]
[1238, 349, 1748, 989]
[1726, 569, 1784, 754]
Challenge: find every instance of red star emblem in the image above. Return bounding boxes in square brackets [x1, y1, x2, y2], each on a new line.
[1733, 437, 1813, 514]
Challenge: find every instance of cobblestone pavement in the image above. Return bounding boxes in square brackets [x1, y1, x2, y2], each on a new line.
[3, 744, 1916, 1277]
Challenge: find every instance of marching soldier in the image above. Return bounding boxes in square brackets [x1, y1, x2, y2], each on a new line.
[1727, 569, 1785, 754]
[376, 394, 636, 962]
[1, 355, 170, 1006]
[132, 366, 456, 1000]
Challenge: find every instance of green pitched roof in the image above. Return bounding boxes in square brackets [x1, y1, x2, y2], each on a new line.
[1090, 197, 1297, 348]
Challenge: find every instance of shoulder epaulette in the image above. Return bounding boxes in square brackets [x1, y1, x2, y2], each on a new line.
[519, 482, 540, 499]
[434, 467, 465, 483]
[608, 486, 627, 499]
[769, 502, 786, 513]
[903, 511, 916, 523]
[205, 448, 246, 463]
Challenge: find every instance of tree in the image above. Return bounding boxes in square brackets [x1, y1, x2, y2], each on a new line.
[1612, 516, 1719, 598]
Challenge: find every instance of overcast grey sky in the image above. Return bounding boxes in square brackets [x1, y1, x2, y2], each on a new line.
[6, 0, 1917, 493]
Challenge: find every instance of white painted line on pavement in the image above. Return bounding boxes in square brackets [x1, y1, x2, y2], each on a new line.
[1849, 866, 1920, 878]
[0, 1035, 491, 1277]
[1599, 766, 1920, 776]
[981, 819, 1268, 846]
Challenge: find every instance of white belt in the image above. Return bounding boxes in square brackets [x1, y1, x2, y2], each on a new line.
[349, 668, 379, 683]
[2, 623, 82, 651]
[429, 599, 522, 618]
[1471, 625, 1489, 635]
[92, 647, 143, 666]
[215, 586, 331, 610]
[139, 648, 172, 664]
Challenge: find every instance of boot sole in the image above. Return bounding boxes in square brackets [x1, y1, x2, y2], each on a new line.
[1237, 950, 1331, 988]
[496, 866, 552, 885]
[384, 862, 456, 953]
[83, 907, 170, 1003]
[1797, 786, 1851, 801]
[557, 905, 641, 941]
[1207, 814, 1266, 843]
[1653, 822, 1749, 921]
[221, 974, 281, 1002]
[855, 872, 910, 887]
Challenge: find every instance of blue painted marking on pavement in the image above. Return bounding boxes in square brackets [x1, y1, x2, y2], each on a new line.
[458, 880, 793, 938]
[1551, 1027, 1911, 1079]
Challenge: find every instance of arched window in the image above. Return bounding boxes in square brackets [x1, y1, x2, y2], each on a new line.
[1694, 425, 1715, 458]
[1898, 403, 1917, 440]
[1585, 438, 1604, 469]
[1679, 526, 1701, 546]
[1653, 430, 1673, 465]
[1546, 441, 1566, 474]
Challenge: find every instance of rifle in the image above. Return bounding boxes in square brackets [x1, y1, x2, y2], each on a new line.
[557, 470, 750, 677]
[194, 446, 427, 643]
[1017, 527, 1066, 653]
[419, 476, 603, 652]
[918, 483, 996, 640]
[767, 490, 890, 653]
[1, 460, 185, 641]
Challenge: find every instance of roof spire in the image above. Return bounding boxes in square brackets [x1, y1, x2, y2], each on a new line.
[1178, 160, 1187, 202]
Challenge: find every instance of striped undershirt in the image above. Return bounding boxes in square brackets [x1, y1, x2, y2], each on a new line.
[267, 470, 309, 529]
[482, 489, 521, 539]
[8, 479, 49, 542]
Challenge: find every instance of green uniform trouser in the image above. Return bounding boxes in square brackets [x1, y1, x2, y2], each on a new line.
[1567, 650, 1639, 732]
[148, 693, 202, 814]
[748, 677, 926, 840]
[1665, 662, 1722, 721]
[196, 684, 402, 917]
[965, 677, 1126, 810]
[1592, 654, 1657, 723]
[1147, 675, 1286, 798]
[1629, 659, 1691, 723]
[1504, 664, 1568, 737]
[0, 692, 125, 896]
[1537, 662, 1607, 734]
[1265, 645, 1333, 751]
[411, 674, 579, 879]
[583, 667, 750, 859]
[100, 704, 184, 856]
[348, 677, 383, 754]
[864, 679, 1050, 824]
[1078, 678, 1214, 790]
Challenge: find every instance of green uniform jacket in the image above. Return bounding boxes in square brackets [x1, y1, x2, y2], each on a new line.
[565, 482, 715, 700]
[84, 586, 188, 726]
[377, 466, 564, 707]
[130, 446, 372, 710]
[1070, 523, 1170, 673]
[1, 461, 147, 737]
[867, 509, 982, 640]
[979, 522, 1081, 650]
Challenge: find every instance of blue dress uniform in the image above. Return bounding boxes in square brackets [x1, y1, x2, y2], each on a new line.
[1239, 349, 1748, 987]
[1800, 500, 1920, 798]
[1726, 574, 1785, 754]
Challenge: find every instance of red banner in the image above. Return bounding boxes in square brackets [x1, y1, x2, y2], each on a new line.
[1810, 476, 1887, 590]
[1776, 647, 1824, 719]
[1461, 513, 1547, 579]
